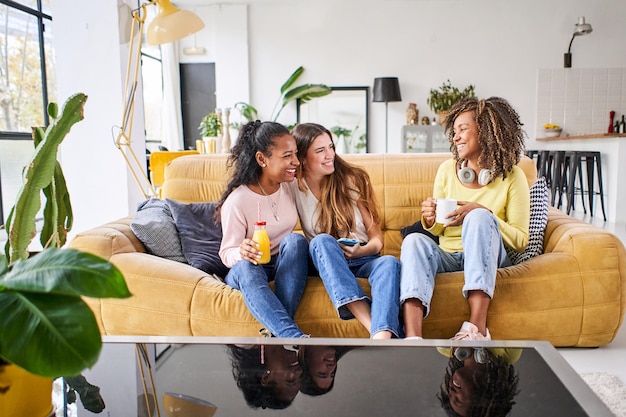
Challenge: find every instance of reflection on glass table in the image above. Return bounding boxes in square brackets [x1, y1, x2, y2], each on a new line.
[66, 338, 612, 417]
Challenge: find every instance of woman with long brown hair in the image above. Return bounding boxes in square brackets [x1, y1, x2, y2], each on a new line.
[291, 123, 401, 339]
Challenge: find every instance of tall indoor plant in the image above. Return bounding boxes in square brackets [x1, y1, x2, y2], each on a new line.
[233, 66, 331, 124]
[0, 93, 131, 415]
[427, 79, 476, 125]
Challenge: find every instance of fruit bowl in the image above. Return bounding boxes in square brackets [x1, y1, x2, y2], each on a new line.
[543, 124, 562, 138]
[544, 128, 562, 137]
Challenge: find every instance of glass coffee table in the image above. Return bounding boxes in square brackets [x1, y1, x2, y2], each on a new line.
[66, 337, 613, 417]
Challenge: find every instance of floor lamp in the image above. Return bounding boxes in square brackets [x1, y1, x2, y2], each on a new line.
[372, 77, 402, 153]
[115, 0, 204, 199]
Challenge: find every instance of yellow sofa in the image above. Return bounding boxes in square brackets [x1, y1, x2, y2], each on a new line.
[69, 153, 626, 347]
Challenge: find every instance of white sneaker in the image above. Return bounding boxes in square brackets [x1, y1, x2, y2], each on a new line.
[451, 321, 491, 340]
[404, 336, 424, 340]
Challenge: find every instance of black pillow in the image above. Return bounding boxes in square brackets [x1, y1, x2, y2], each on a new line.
[167, 199, 230, 278]
[400, 220, 439, 244]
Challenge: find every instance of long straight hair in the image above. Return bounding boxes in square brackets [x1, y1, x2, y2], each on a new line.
[292, 123, 379, 237]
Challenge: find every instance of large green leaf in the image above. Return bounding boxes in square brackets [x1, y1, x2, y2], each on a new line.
[273, 84, 332, 121]
[283, 84, 332, 105]
[41, 162, 73, 249]
[6, 93, 87, 263]
[0, 291, 101, 377]
[279, 66, 304, 94]
[1, 248, 130, 298]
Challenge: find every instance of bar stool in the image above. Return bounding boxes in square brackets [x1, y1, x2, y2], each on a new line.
[565, 151, 607, 221]
[550, 151, 570, 209]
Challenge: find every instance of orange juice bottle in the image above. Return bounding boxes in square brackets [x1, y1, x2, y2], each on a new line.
[252, 221, 271, 264]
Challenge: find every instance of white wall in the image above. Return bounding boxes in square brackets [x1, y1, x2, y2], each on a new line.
[237, 0, 626, 153]
[53, 0, 626, 233]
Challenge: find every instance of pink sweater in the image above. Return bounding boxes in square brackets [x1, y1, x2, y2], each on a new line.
[219, 183, 298, 268]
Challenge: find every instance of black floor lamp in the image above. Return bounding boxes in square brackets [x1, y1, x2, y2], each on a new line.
[372, 77, 402, 153]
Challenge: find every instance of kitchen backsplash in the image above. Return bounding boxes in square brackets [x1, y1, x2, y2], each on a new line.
[535, 68, 626, 137]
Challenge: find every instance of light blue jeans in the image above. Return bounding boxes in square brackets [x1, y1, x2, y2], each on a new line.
[399, 209, 511, 317]
[225, 233, 309, 338]
[309, 234, 401, 337]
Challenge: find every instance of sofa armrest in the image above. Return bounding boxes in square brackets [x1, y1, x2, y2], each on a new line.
[68, 216, 145, 260]
[541, 207, 626, 345]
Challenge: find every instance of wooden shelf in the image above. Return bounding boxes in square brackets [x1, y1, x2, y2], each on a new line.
[536, 133, 626, 141]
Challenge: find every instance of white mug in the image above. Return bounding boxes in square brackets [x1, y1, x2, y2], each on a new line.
[436, 198, 457, 225]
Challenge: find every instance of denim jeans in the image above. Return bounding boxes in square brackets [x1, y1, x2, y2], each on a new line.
[309, 234, 401, 337]
[400, 209, 511, 317]
[225, 233, 309, 338]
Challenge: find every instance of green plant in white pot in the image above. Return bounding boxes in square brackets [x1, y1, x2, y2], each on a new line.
[198, 111, 223, 153]
[198, 111, 223, 138]
[0, 93, 131, 416]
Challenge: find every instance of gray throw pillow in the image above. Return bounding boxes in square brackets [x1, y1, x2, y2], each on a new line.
[166, 199, 230, 278]
[506, 176, 549, 264]
[130, 198, 187, 263]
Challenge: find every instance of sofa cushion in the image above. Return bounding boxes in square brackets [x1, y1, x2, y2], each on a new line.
[130, 198, 187, 263]
[506, 176, 549, 264]
[167, 199, 230, 278]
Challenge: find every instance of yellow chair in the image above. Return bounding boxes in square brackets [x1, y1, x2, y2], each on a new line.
[149, 150, 199, 189]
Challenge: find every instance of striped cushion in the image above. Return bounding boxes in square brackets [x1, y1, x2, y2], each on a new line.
[506, 176, 549, 264]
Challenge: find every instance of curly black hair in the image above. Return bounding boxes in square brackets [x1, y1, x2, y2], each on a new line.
[214, 120, 290, 222]
[444, 97, 526, 181]
[227, 345, 293, 410]
[438, 352, 520, 417]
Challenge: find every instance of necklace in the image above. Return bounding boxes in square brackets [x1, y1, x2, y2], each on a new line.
[258, 182, 281, 221]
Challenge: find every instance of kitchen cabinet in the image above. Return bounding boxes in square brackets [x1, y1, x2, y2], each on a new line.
[401, 125, 449, 153]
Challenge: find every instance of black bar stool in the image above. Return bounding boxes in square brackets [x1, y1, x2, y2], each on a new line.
[565, 151, 607, 221]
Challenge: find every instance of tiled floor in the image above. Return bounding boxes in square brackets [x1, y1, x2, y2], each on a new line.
[556, 209, 626, 384]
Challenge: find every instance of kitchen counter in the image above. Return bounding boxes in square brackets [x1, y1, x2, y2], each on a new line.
[532, 134, 626, 223]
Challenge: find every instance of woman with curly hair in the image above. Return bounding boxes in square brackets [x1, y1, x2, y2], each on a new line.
[216, 121, 309, 338]
[438, 347, 521, 417]
[400, 97, 529, 340]
[227, 344, 303, 409]
[291, 123, 401, 339]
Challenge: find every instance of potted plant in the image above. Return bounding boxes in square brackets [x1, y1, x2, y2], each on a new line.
[427, 79, 476, 125]
[198, 111, 223, 138]
[0, 93, 131, 416]
[233, 66, 331, 124]
[198, 111, 223, 153]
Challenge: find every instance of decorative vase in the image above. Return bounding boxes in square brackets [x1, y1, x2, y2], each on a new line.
[406, 103, 419, 125]
[222, 108, 231, 153]
[203, 137, 217, 154]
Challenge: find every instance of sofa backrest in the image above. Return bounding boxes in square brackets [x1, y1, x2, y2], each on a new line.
[161, 153, 537, 257]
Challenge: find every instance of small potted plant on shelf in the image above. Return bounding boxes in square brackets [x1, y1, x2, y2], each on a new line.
[198, 111, 223, 153]
[427, 79, 476, 125]
[0, 93, 131, 416]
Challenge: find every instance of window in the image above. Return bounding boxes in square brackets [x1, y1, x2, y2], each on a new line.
[0, 0, 53, 226]
[0, 0, 54, 132]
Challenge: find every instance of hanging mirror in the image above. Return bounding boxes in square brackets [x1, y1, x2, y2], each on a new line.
[296, 86, 369, 153]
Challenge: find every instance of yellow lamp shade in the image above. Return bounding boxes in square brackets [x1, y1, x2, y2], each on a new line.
[147, 0, 205, 45]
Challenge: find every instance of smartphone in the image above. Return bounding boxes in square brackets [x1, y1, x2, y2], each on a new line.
[337, 238, 359, 246]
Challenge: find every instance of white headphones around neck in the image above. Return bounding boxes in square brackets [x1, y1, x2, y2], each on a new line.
[458, 160, 492, 186]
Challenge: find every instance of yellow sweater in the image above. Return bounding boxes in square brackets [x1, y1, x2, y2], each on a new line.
[426, 159, 530, 253]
